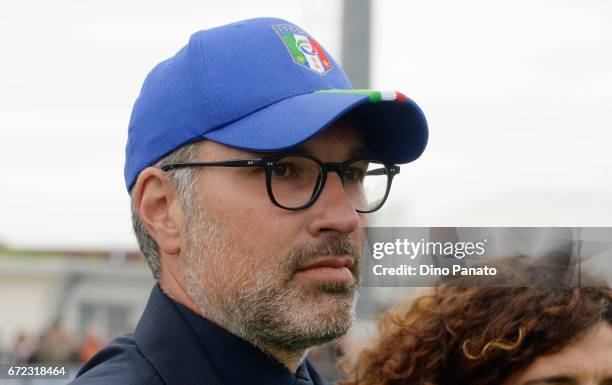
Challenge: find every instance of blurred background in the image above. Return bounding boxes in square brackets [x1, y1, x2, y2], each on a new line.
[1, 0, 611, 383]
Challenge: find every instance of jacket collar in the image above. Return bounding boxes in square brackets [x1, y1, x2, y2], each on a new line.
[134, 284, 225, 385]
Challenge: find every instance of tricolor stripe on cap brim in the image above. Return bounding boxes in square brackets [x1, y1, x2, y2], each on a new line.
[315, 89, 407, 103]
[202, 88, 428, 164]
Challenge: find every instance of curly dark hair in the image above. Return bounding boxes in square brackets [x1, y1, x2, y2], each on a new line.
[340, 256, 612, 385]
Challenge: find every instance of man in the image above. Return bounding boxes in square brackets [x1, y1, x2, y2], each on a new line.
[70, 17, 428, 385]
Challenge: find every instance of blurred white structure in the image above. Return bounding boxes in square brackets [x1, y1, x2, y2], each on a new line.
[0, 252, 153, 347]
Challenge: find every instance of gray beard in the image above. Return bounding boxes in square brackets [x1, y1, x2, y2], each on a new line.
[182, 209, 361, 353]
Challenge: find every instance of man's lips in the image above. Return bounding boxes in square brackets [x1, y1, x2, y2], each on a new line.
[294, 256, 354, 282]
[297, 256, 354, 271]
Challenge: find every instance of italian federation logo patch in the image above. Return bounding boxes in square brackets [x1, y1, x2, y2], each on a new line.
[272, 24, 333, 75]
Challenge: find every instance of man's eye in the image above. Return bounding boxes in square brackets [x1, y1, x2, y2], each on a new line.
[273, 164, 295, 177]
[344, 167, 365, 182]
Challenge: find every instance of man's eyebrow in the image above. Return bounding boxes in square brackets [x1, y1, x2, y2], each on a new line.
[282, 145, 309, 156]
[521, 375, 577, 385]
[256, 146, 308, 158]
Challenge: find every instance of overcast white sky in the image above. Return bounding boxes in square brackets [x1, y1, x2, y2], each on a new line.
[1, 0, 611, 249]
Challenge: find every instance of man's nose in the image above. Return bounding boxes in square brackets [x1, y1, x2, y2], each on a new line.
[306, 172, 362, 237]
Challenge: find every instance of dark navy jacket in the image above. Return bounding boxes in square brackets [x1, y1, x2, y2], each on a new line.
[69, 285, 332, 385]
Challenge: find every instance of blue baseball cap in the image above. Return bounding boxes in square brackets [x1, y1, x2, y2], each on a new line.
[125, 17, 428, 192]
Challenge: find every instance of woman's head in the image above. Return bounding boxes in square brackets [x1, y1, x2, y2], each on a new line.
[500, 321, 612, 385]
[341, 257, 612, 385]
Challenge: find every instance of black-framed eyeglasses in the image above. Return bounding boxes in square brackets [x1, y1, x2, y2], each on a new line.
[160, 153, 400, 213]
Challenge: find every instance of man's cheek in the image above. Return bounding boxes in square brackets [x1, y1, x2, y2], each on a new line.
[359, 213, 369, 228]
[353, 230, 366, 254]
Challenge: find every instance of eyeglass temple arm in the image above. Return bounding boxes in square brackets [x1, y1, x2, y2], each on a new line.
[366, 165, 400, 176]
[160, 159, 266, 171]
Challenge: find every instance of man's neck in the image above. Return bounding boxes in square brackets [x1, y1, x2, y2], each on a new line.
[159, 269, 308, 373]
[260, 344, 308, 373]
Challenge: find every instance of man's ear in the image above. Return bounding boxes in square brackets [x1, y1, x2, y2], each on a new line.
[132, 167, 183, 256]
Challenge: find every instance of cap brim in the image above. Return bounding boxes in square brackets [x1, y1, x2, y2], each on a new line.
[202, 91, 428, 164]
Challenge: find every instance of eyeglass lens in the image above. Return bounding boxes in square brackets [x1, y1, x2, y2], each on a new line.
[269, 156, 390, 211]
